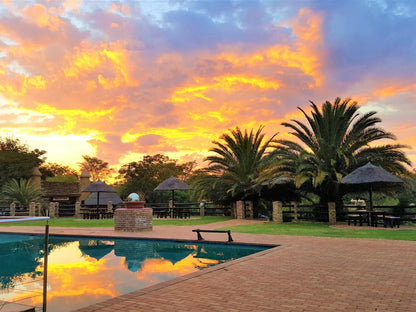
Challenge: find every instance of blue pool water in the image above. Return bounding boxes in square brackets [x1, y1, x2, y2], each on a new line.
[0, 234, 268, 311]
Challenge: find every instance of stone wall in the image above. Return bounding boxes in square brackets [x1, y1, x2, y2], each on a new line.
[114, 208, 153, 232]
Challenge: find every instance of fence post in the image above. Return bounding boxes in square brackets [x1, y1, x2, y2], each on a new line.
[75, 202, 81, 218]
[272, 201, 283, 223]
[10, 203, 16, 216]
[29, 202, 36, 216]
[328, 202, 336, 224]
[291, 201, 299, 223]
[236, 201, 244, 219]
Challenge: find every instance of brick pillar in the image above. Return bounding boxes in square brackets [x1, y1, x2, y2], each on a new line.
[328, 202, 336, 224]
[75, 202, 81, 218]
[245, 201, 253, 219]
[236, 201, 244, 219]
[292, 201, 299, 223]
[29, 202, 36, 216]
[114, 208, 153, 231]
[272, 201, 283, 223]
[10, 203, 16, 216]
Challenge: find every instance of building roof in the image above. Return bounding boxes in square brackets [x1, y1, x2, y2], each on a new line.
[41, 181, 80, 197]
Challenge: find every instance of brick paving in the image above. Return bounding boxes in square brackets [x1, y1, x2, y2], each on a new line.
[1, 220, 415, 311]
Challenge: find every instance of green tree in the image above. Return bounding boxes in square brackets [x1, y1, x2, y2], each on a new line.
[276, 97, 410, 209]
[40, 162, 79, 182]
[0, 137, 46, 187]
[118, 154, 195, 202]
[79, 155, 112, 182]
[201, 126, 278, 205]
[1, 179, 44, 206]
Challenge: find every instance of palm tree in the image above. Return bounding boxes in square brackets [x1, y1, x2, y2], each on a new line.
[275, 97, 410, 208]
[203, 126, 278, 201]
[1, 178, 44, 207]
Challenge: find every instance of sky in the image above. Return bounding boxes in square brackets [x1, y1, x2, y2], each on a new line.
[0, 0, 415, 175]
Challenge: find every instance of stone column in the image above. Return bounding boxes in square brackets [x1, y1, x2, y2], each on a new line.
[272, 201, 283, 223]
[79, 169, 91, 202]
[292, 201, 299, 223]
[75, 202, 81, 218]
[35, 203, 41, 216]
[328, 202, 336, 225]
[236, 201, 244, 219]
[29, 202, 36, 216]
[245, 201, 253, 219]
[199, 201, 205, 217]
[10, 203, 16, 216]
[49, 202, 56, 218]
[107, 201, 113, 212]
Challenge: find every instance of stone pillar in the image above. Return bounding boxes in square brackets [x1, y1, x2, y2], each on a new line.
[236, 201, 244, 219]
[75, 202, 81, 218]
[328, 202, 336, 225]
[49, 202, 58, 218]
[29, 167, 42, 188]
[79, 169, 91, 202]
[245, 201, 253, 219]
[10, 203, 16, 216]
[29, 202, 36, 216]
[272, 201, 283, 223]
[292, 201, 299, 223]
[199, 201, 205, 217]
[35, 202, 41, 216]
[107, 201, 113, 212]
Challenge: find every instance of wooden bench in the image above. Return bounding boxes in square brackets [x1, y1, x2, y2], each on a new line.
[384, 216, 400, 228]
[192, 229, 233, 242]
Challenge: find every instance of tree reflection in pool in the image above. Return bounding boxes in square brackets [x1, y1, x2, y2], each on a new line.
[0, 234, 268, 312]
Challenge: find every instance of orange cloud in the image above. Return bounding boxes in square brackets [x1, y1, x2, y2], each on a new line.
[22, 4, 64, 31]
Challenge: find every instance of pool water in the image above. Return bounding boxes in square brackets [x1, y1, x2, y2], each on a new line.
[0, 234, 268, 311]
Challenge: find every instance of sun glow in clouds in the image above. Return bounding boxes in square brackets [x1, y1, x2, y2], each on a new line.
[0, 1, 413, 169]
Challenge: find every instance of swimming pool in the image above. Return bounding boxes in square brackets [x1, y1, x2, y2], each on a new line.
[0, 234, 268, 311]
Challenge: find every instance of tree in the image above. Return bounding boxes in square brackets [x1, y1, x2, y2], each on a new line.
[40, 162, 79, 181]
[118, 154, 194, 202]
[0, 137, 46, 187]
[275, 97, 411, 209]
[1, 179, 44, 206]
[79, 155, 112, 182]
[201, 126, 278, 205]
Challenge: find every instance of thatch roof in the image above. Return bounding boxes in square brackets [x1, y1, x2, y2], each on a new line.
[154, 176, 191, 191]
[84, 192, 123, 206]
[82, 180, 117, 193]
[341, 162, 403, 184]
[41, 181, 80, 197]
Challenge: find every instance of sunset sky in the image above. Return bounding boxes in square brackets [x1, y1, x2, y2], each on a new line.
[0, 0, 415, 174]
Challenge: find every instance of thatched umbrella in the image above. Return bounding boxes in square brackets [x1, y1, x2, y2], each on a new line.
[82, 180, 117, 208]
[154, 176, 191, 205]
[341, 162, 403, 209]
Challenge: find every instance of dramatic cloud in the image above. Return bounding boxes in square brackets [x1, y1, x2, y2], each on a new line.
[0, 0, 414, 173]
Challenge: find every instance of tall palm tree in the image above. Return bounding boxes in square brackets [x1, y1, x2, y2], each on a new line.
[275, 97, 410, 206]
[204, 126, 278, 201]
[1, 178, 44, 207]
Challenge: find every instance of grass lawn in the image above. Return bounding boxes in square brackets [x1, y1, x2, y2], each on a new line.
[0, 216, 231, 227]
[2, 216, 415, 241]
[219, 222, 416, 241]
